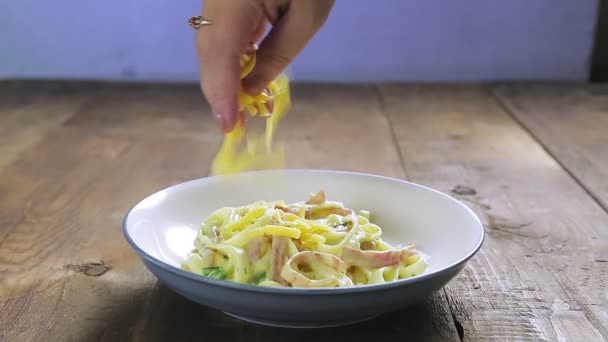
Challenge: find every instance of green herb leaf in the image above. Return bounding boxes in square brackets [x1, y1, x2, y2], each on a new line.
[202, 266, 227, 280]
[210, 269, 227, 280]
[202, 266, 221, 276]
[252, 272, 266, 284]
[336, 219, 350, 228]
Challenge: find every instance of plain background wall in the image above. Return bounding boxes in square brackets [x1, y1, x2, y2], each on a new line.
[0, 0, 599, 82]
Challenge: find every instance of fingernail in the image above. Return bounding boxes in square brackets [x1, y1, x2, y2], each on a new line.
[215, 113, 230, 133]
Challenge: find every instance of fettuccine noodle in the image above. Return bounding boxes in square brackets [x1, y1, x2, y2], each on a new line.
[182, 191, 428, 288]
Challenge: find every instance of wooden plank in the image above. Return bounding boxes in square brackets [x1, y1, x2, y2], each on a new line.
[0, 84, 460, 341]
[493, 84, 608, 212]
[0, 81, 95, 172]
[0, 82, 218, 341]
[62, 83, 220, 138]
[379, 84, 608, 341]
[280, 84, 404, 176]
[0, 128, 218, 341]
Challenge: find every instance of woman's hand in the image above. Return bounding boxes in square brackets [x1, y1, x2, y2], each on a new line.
[196, 0, 335, 132]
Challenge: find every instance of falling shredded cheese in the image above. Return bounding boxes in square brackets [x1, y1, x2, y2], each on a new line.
[211, 51, 291, 175]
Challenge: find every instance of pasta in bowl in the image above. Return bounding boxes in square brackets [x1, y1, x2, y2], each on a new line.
[182, 191, 427, 288]
[123, 170, 484, 328]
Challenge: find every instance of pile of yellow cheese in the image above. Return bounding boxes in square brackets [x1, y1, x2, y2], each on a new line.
[210, 52, 291, 175]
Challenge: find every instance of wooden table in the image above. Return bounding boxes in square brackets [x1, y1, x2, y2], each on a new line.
[1, 81, 607, 341]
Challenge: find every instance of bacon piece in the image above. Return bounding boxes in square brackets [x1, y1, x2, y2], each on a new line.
[276, 205, 297, 215]
[276, 205, 312, 219]
[247, 237, 270, 262]
[310, 207, 352, 220]
[280, 251, 346, 287]
[326, 207, 352, 216]
[341, 246, 412, 269]
[270, 237, 289, 285]
[360, 241, 376, 250]
[306, 190, 326, 205]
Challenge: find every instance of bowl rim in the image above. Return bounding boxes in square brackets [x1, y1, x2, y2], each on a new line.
[123, 169, 484, 295]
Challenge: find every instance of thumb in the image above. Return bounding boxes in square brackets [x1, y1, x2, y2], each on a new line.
[242, 1, 334, 95]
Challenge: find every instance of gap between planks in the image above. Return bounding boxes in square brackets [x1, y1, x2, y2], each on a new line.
[488, 85, 608, 215]
[372, 84, 463, 341]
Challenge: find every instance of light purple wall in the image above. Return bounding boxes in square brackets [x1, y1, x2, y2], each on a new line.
[0, 0, 599, 82]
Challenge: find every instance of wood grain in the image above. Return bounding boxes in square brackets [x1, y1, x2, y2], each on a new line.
[280, 84, 404, 177]
[0, 83, 218, 341]
[0, 128, 218, 341]
[493, 84, 608, 212]
[379, 84, 608, 341]
[63, 83, 220, 138]
[0, 82, 95, 172]
[0, 83, 460, 341]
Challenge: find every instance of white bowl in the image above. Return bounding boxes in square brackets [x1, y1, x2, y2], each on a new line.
[123, 170, 484, 328]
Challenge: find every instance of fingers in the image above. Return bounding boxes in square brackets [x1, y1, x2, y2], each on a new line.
[197, 0, 334, 131]
[196, 0, 264, 132]
[242, 1, 335, 95]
